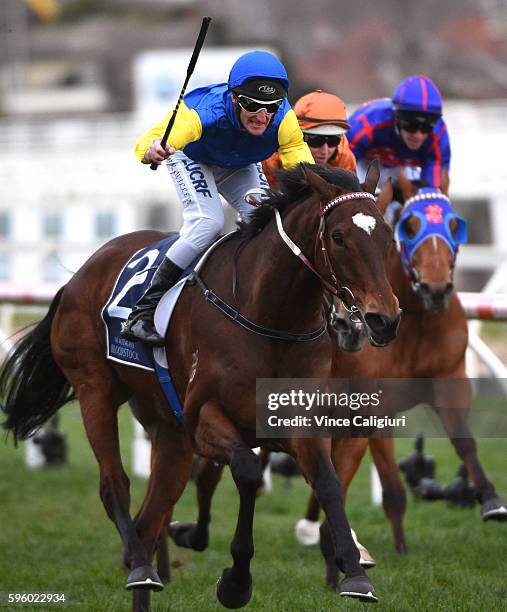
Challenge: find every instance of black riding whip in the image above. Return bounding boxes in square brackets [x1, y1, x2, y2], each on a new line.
[150, 16, 212, 171]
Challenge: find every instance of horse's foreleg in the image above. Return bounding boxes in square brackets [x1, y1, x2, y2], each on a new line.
[369, 438, 407, 553]
[335, 438, 377, 568]
[78, 386, 160, 591]
[132, 590, 150, 612]
[194, 401, 262, 609]
[155, 526, 170, 584]
[296, 442, 337, 548]
[433, 378, 506, 520]
[306, 491, 321, 522]
[294, 490, 322, 546]
[133, 424, 193, 583]
[442, 432, 505, 519]
[169, 456, 225, 552]
[296, 438, 369, 549]
[293, 439, 378, 603]
[333, 438, 370, 500]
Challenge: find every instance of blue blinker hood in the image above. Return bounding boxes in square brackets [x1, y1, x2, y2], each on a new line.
[395, 188, 467, 272]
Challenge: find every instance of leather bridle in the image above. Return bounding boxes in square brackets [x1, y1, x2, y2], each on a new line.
[275, 190, 377, 319]
[192, 190, 377, 341]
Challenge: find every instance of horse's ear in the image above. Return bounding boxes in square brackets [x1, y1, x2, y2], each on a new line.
[361, 160, 380, 195]
[441, 167, 450, 196]
[398, 168, 415, 201]
[302, 165, 334, 202]
[376, 178, 393, 215]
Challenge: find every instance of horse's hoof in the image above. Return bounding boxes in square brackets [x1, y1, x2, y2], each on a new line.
[350, 528, 376, 568]
[340, 575, 378, 603]
[126, 565, 164, 591]
[481, 497, 507, 521]
[359, 547, 377, 569]
[216, 568, 253, 609]
[295, 518, 320, 546]
[168, 521, 208, 551]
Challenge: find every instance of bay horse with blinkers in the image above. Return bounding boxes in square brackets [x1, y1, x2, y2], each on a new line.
[0, 163, 400, 610]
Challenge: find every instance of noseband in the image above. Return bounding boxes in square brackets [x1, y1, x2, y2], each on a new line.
[274, 190, 377, 317]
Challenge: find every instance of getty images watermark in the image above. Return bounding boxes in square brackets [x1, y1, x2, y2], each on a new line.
[256, 378, 507, 438]
[265, 387, 405, 430]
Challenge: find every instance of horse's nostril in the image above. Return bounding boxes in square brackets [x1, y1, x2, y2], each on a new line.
[443, 282, 454, 296]
[420, 282, 454, 298]
[364, 312, 393, 333]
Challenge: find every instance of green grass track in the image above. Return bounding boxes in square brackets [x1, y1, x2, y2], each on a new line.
[1, 403, 506, 611]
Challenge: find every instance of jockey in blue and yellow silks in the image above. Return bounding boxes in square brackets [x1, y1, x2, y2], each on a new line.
[346, 75, 450, 191]
[135, 84, 308, 170]
[122, 50, 313, 346]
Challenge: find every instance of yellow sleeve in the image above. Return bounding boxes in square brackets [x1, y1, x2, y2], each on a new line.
[277, 109, 315, 169]
[134, 101, 203, 164]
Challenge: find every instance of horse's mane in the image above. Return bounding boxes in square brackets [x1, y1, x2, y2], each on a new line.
[237, 163, 362, 239]
[390, 178, 426, 227]
[392, 179, 425, 205]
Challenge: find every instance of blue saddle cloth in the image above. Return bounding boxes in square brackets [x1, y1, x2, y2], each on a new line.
[101, 234, 195, 426]
[102, 235, 182, 370]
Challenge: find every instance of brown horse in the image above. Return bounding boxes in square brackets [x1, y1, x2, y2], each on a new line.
[301, 172, 507, 582]
[0, 163, 400, 610]
[177, 171, 506, 591]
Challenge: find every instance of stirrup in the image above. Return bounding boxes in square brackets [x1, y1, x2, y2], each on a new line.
[121, 318, 165, 347]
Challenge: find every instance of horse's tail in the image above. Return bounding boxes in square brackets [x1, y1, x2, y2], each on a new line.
[0, 287, 75, 442]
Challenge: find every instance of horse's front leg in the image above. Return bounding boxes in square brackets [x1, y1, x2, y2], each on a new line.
[127, 419, 193, 612]
[296, 437, 368, 547]
[292, 438, 378, 603]
[194, 401, 263, 609]
[369, 437, 407, 553]
[169, 456, 225, 551]
[433, 377, 507, 520]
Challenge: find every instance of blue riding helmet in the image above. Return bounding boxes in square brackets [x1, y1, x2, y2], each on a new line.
[228, 50, 289, 95]
[392, 75, 443, 117]
[395, 188, 467, 270]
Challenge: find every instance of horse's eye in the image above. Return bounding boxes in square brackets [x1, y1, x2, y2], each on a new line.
[449, 217, 458, 239]
[332, 230, 345, 246]
[402, 216, 420, 239]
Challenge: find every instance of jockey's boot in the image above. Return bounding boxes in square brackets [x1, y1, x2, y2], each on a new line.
[121, 258, 183, 347]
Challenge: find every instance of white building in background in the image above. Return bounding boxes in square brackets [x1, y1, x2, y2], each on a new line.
[1, 99, 507, 290]
[0, 47, 258, 287]
[0, 115, 156, 284]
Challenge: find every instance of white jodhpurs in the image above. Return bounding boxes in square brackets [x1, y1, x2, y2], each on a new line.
[164, 151, 269, 269]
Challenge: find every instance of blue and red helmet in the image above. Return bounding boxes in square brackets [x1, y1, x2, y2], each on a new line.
[228, 50, 289, 100]
[392, 75, 442, 119]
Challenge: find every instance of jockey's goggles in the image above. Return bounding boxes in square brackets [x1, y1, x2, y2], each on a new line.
[397, 117, 436, 134]
[236, 94, 284, 114]
[303, 133, 342, 148]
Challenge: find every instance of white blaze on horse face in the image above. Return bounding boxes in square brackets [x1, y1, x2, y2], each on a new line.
[352, 212, 376, 236]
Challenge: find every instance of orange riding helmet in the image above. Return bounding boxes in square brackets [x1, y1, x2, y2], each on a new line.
[294, 90, 350, 135]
